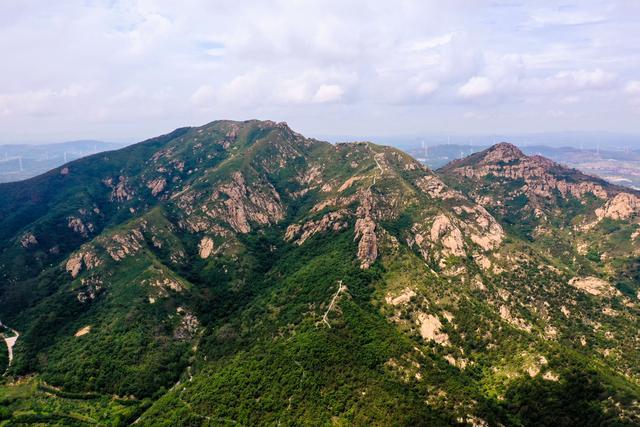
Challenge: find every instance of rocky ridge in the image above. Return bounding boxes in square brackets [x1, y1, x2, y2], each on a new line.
[442, 143, 611, 202]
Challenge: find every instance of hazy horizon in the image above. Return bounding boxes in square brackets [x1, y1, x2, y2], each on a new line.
[4, 127, 640, 153]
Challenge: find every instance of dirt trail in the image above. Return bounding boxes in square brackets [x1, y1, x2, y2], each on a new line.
[321, 280, 347, 328]
[367, 143, 384, 187]
[1, 321, 19, 375]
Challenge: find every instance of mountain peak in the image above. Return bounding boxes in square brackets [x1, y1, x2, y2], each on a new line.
[439, 139, 632, 229]
[481, 142, 525, 163]
[438, 141, 526, 172]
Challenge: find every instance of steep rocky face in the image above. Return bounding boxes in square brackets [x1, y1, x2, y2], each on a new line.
[354, 215, 377, 269]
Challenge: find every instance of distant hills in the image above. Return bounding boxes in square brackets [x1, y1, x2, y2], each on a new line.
[0, 140, 125, 183]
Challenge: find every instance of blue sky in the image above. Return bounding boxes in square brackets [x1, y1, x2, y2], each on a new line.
[0, 0, 639, 143]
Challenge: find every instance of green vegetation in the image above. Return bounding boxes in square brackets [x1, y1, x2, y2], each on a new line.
[1, 121, 639, 425]
[0, 377, 147, 426]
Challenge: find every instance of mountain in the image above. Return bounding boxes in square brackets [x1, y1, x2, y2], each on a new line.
[0, 140, 124, 183]
[0, 122, 639, 425]
[439, 142, 640, 241]
[402, 142, 640, 190]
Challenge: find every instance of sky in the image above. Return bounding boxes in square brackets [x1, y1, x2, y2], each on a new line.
[1, 0, 639, 144]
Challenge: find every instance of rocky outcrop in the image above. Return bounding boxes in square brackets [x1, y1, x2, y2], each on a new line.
[409, 204, 502, 269]
[147, 178, 167, 197]
[595, 193, 640, 221]
[65, 224, 151, 278]
[104, 176, 134, 202]
[415, 175, 463, 200]
[74, 326, 91, 337]
[386, 288, 417, 306]
[68, 217, 92, 238]
[152, 278, 183, 292]
[66, 254, 83, 278]
[105, 229, 144, 261]
[417, 313, 449, 345]
[407, 170, 505, 268]
[338, 175, 366, 192]
[76, 276, 103, 303]
[454, 205, 504, 251]
[285, 211, 348, 245]
[354, 190, 378, 269]
[174, 307, 199, 340]
[568, 276, 621, 297]
[483, 142, 525, 163]
[20, 233, 38, 248]
[204, 172, 284, 233]
[354, 217, 377, 269]
[198, 236, 214, 259]
[498, 305, 532, 332]
[430, 215, 465, 257]
[65, 249, 101, 278]
[409, 218, 459, 267]
[297, 164, 323, 186]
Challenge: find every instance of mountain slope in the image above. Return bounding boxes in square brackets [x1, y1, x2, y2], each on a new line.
[439, 142, 640, 401]
[0, 124, 639, 425]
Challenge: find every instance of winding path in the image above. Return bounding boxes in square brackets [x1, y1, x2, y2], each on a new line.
[367, 143, 384, 187]
[321, 280, 347, 328]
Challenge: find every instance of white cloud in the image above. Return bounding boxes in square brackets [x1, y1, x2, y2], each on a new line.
[312, 84, 344, 103]
[0, 84, 95, 117]
[557, 69, 615, 89]
[205, 47, 225, 58]
[458, 77, 493, 98]
[278, 79, 310, 104]
[463, 111, 486, 119]
[528, 6, 606, 27]
[416, 81, 438, 96]
[626, 81, 640, 111]
[190, 85, 217, 106]
[218, 71, 267, 105]
[405, 33, 454, 51]
[527, 69, 616, 93]
[0, 1, 638, 141]
[626, 81, 640, 95]
[561, 95, 580, 104]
